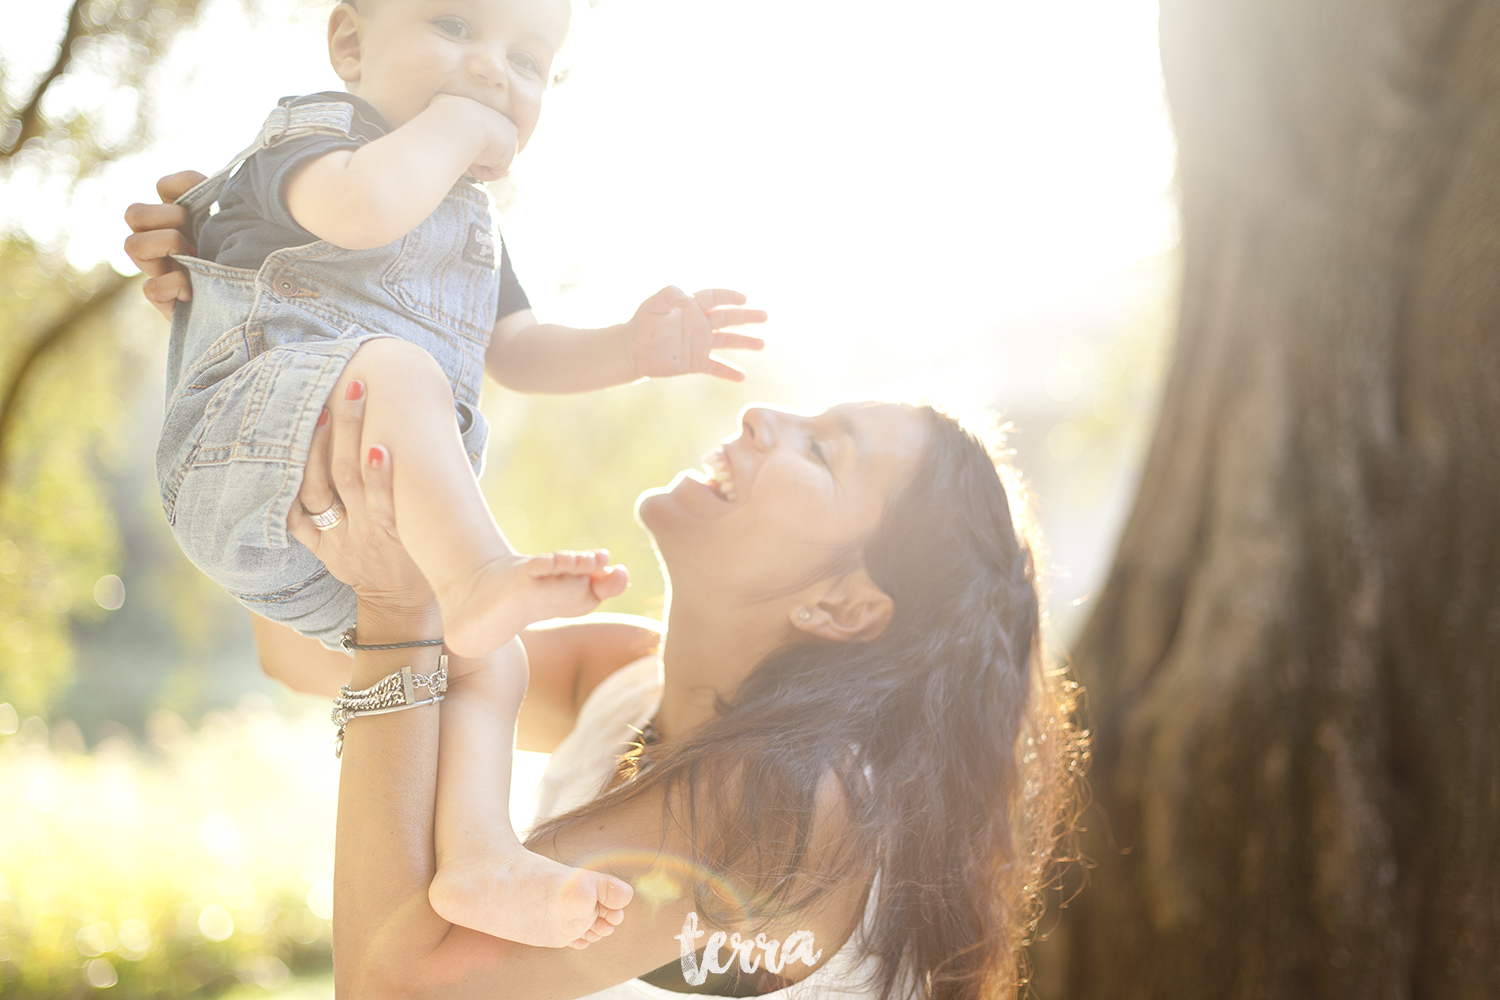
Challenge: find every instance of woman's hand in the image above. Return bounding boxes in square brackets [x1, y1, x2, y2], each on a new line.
[287, 382, 437, 623]
[123, 170, 204, 320]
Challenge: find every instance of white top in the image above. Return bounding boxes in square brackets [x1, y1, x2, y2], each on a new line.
[530, 655, 895, 1000]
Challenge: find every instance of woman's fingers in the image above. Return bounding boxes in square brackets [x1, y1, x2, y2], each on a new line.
[288, 407, 334, 549]
[124, 201, 191, 236]
[330, 380, 367, 511]
[122, 227, 192, 276]
[156, 170, 206, 203]
[140, 273, 191, 320]
[362, 444, 398, 536]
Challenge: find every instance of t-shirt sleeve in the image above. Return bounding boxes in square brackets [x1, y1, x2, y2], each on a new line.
[496, 238, 531, 320]
[234, 133, 364, 237]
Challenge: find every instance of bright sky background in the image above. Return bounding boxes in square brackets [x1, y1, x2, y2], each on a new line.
[6, 0, 1175, 404]
[4, 0, 1178, 638]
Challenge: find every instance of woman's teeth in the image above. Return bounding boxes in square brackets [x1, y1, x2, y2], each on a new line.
[700, 450, 738, 501]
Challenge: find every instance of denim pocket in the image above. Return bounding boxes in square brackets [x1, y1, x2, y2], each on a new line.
[173, 324, 253, 404]
[380, 186, 499, 344]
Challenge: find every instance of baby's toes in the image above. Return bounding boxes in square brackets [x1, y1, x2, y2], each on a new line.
[589, 565, 630, 601]
[598, 875, 633, 911]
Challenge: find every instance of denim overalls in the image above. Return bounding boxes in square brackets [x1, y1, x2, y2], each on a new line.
[157, 98, 499, 646]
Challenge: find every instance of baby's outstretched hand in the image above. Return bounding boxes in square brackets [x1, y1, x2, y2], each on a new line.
[623, 287, 767, 382]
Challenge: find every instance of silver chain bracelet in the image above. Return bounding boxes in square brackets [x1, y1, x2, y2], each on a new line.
[331, 656, 448, 758]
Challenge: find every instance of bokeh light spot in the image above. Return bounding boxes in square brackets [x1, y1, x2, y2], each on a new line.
[198, 903, 234, 942]
[4, 620, 33, 653]
[85, 957, 118, 988]
[93, 574, 126, 610]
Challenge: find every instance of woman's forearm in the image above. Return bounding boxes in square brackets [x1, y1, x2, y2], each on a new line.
[331, 598, 454, 1000]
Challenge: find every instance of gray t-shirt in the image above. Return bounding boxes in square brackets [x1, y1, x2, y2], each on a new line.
[196, 91, 531, 321]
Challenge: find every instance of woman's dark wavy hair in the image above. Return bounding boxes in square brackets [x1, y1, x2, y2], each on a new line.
[530, 406, 1086, 999]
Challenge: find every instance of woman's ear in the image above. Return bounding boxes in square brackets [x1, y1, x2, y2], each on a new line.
[790, 570, 894, 644]
[327, 4, 365, 84]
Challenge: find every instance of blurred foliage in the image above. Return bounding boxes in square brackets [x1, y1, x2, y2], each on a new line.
[0, 0, 224, 717]
[0, 245, 139, 717]
[1035, 258, 1177, 480]
[1, 0, 215, 170]
[0, 702, 337, 998]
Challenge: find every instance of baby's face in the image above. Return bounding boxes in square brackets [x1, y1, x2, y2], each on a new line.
[335, 0, 571, 148]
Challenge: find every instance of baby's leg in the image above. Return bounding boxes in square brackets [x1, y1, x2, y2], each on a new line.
[329, 339, 627, 657]
[429, 639, 634, 947]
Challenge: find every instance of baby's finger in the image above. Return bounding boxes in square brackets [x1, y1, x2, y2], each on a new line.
[705, 357, 747, 382]
[692, 288, 749, 310]
[704, 308, 768, 329]
[712, 331, 765, 352]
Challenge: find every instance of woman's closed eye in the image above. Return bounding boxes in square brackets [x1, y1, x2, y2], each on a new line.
[433, 16, 471, 40]
[810, 439, 830, 468]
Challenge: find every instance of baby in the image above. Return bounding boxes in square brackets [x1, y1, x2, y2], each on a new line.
[149, 0, 763, 949]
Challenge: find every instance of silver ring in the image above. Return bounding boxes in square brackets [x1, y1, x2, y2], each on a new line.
[308, 497, 345, 531]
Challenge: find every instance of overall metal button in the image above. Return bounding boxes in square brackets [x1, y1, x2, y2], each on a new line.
[273, 276, 299, 296]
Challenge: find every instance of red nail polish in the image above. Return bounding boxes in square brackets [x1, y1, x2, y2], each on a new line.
[345, 380, 364, 401]
[317, 408, 329, 426]
[367, 446, 384, 468]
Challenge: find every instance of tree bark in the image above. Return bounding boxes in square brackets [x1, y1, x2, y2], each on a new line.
[1036, 1, 1500, 997]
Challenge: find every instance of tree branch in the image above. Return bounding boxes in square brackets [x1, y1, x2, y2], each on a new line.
[1, 0, 89, 159]
[0, 272, 132, 489]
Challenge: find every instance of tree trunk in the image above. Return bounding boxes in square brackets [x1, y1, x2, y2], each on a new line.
[1036, 1, 1500, 997]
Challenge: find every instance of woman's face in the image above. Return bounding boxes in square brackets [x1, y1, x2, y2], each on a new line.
[638, 402, 928, 608]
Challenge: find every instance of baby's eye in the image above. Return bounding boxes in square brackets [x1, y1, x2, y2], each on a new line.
[433, 16, 471, 40]
[810, 440, 830, 467]
[508, 51, 541, 75]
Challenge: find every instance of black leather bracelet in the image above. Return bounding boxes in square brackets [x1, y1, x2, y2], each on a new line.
[340, 627, 443, 652]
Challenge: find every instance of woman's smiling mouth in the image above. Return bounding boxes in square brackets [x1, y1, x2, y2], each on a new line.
[690, 448, 738, 502]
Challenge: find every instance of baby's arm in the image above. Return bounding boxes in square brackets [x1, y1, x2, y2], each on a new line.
[429, 638, 633, 948]
[286, 95, 516, 250]
[486, 288, 767, 392]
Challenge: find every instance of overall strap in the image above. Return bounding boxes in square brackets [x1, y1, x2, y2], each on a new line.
[174, 97, 363, 243]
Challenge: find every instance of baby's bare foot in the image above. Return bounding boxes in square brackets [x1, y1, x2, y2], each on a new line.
[429, 848, 633, 948]
[442, 550, 627, 658]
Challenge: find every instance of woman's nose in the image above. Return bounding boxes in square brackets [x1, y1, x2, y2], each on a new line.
[740, 407, 778, 451]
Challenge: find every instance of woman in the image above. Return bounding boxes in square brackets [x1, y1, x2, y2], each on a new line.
[125, 182, 1084, 999]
